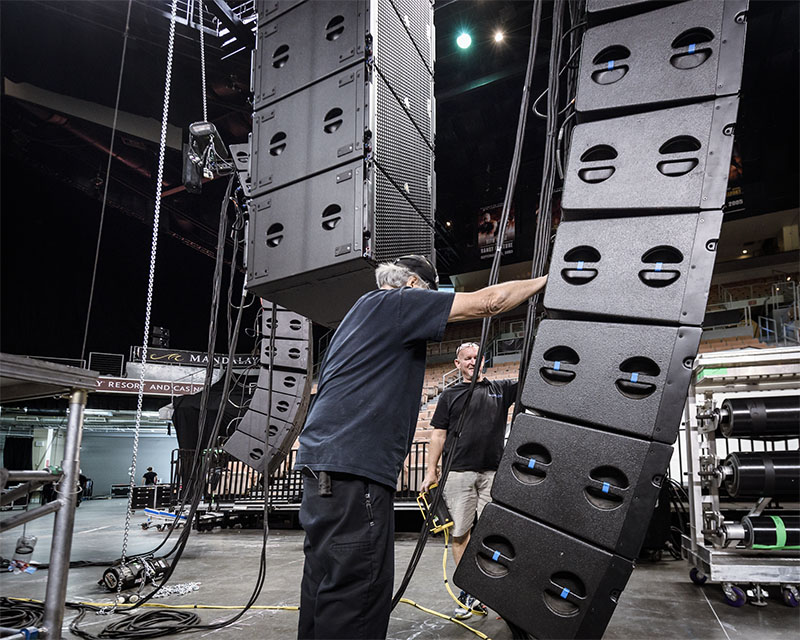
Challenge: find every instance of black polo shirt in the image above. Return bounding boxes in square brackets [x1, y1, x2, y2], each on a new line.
[296, 287, 454, 488]
[431, 378, 518, 472]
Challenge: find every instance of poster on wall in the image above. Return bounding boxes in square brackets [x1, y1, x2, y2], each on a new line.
[725, 142, 744, 213]
[478, 203, 515, 260]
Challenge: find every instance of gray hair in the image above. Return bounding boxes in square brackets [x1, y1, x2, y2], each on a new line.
[374, 262, 430, 289]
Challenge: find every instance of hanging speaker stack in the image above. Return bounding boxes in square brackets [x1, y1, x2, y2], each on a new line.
[454, 2, 749, 637]
[223, 300, 312, 476]
[240, 0, 435, 327]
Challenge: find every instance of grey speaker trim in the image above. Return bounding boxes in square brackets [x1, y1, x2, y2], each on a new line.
[563, 96, 739, 213]
[454, 502, 634, 640]
[545, 210, 722, 326]
[522, 319, 701, 444]
[577, 0, 748, 116]
[492, 413, 673, 559]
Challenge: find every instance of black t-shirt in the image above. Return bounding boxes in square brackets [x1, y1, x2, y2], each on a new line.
[296, 287, 454, 488]
[431, 379, 518, 472]
[143, 471, 157, 485]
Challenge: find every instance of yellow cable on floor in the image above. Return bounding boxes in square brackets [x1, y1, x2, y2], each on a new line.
[399, 597, 491, 640]
[442, 528, 486, 617]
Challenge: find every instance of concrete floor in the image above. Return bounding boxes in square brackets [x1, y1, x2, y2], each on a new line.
[1, 500, 798, 640]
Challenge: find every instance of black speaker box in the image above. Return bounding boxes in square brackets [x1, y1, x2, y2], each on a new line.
[260, 336, 310, 371]
[244, 386, 303, 427]
[492, 413, 673, 559]
[562, 96, 738, 213]
[246, 0, 434, 326]
[521, 319, 701, 444]
[223, 430, 270, 475]
[253, 0, 367, 111]
[577, 0, 748, 116]
[251, 67, 366, 197]
[544, 210, 722, 325]
[261, 306, 310, 341]
[247, 163, 377, 326]
[453, 502, 634, 640]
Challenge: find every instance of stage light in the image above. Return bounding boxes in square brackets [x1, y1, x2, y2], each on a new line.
[456, 32, 472, 49]
[494, 31, 504, 42]
[742, 249, 748, 254]
[445, 221, 452, 227]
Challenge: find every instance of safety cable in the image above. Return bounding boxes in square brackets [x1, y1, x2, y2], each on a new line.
[515, 0, 581, 420]
[108, 0, 179, 612]
[391, 0, 545, 610]
[79, 0, 133, 363]
[197, 1, 208, 123]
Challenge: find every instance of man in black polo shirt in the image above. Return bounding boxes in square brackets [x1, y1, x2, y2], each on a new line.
[295, 255, 546, 639]
[422, 342, 517, 619]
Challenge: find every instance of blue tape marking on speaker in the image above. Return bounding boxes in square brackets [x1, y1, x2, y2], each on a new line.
[630, 372, 639, 383]
[554, 361, 561, 371]
[602, 482, 610, 494]
[528, 458, 536, 469]
[561, 588, 570, 599]
[655, 262, 663, 272]
[577, 260, 585, 270]
[688, 43, 696, 53]
[608, 60, 614, 69]
[492, 550, 500, 562]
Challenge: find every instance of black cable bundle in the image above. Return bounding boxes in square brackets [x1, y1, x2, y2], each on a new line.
[70, 177, 278, 638]
[515, 0, 586, 416]
[0, 596, 44, 628]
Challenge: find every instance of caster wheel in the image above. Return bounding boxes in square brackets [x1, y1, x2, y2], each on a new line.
[690, 568, 707, 585]
[140, 523, 148, 530]
[156, 524, 165, 531]
[783, 588, 799, 608]
[724, 585, 747, 607]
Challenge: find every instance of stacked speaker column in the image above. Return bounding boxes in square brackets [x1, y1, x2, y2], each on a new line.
[454, 2, 749, 637]
[223, 300, 312, 475]
[244, 0, 435, 327]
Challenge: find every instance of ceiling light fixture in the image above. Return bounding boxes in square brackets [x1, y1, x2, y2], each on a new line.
[456, 32, 472, 49]
[494, 31, 504, 42]
[742, 249, 748, 254]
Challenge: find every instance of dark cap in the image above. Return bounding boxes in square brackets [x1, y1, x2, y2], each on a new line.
[393, 255, 439, 290]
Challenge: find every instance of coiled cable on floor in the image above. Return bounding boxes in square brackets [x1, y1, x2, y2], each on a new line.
[0, 596, 44, 628]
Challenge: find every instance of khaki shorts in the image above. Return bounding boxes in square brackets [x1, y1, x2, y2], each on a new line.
[442, 470, 496, 538]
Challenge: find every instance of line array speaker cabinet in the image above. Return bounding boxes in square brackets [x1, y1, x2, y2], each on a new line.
[223, 302, 312, 476]
[544, 210, 722, 325]
[521, 319, 701, 444]
[562, 97, 739, 213]
[492, 413, 672, 559]
[245, 0, 435, 327]
[577, 0, 748, 116]
[456, 3, 749, 637]
[453, 503, 634, 640]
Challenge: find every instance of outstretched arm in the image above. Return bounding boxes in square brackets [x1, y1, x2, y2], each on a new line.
[448, 275, 547, 321]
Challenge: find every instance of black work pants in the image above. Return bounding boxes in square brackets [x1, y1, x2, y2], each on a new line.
[298, 472, 395, 640]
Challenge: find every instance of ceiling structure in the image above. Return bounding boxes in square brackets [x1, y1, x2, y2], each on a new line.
[1, 0, 798, 362]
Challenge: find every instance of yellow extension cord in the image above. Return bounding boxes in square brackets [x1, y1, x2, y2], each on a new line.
[9, 551, 494, 640]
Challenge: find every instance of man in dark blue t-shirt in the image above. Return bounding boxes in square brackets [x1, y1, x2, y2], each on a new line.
[296, 255, 547, 639]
